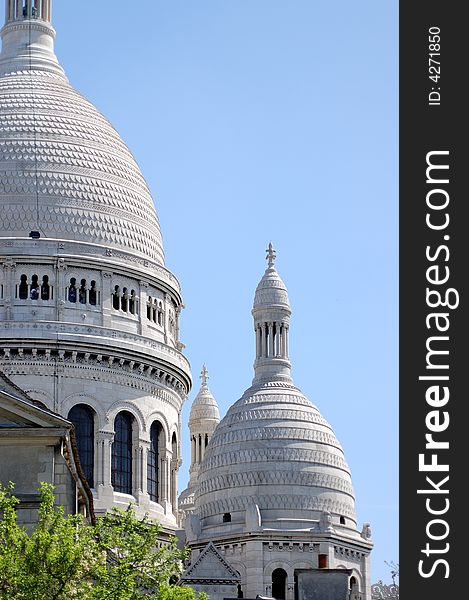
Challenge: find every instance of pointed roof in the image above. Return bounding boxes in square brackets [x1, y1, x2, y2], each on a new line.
[189, 366, 220, 425]
[253, 242, 291, 312]
[180, 542, 240, 584]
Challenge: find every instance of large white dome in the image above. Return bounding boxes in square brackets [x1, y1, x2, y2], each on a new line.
[0, 16, 164, 264]
[196, 379, 357, 531]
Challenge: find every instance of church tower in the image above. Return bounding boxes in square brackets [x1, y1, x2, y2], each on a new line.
[0, 1, 191, 532]
[183, 246, 373, 600]
[179, 366, 220, 524]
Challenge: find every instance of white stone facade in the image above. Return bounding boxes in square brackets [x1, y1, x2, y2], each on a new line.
[0, 4, 373, 597]
[179, 366, 220, 523]
[183, 247, 373, 599]
[0, 1, 191, 532]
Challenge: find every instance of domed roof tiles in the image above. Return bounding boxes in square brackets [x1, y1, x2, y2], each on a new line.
[189, 367, 220, 424]
[195, 247, 357, 532]
[0, 50, 164, 263]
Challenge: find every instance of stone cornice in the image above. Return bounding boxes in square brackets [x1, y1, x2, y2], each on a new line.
[0, 346, 188, 405]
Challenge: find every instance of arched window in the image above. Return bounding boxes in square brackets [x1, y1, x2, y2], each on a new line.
[272, 568, 287, 600]
[340, 516, 346, 524]
[350, 576, 359, 600]
[121, 287, 128, 312]
[69, 277, 77, 302]
[113, 285, 120, 310]
[89, 280, 97, 305]
[223, 512, 232, 523]
[40, 275, 50, 300]
[148, 421, 162, 502]
[79, 279, 87, 304]
[68, 404, 95, 488]
[157, 303, 163, 325]
[18, 274, 28, 299]
[129, 290, 136, 314]
[30, 274, 39, 300]
[112, 411, 133, 494]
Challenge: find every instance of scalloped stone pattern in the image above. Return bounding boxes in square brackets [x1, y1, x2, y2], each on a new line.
[196, 381, 357, 525]
[0, 70, 164, 264]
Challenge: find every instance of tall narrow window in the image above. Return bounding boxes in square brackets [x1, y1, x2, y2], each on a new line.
[89, 280, 97, 305]
[79, 279, 87, 304]
[69, 278, 77, 302]
[113, 285, 120, 310]
[112, 411, 133, 494]
[272, 568, 287, 600]
[19, 274, 28, 299]
[148, 421, 162, 502]
[68, 404, 95, 488]
[40, 275, 50, 300]
[129, 290, 136, 314]
[121, 288, 128, 312]
[30, 274, 39, 299]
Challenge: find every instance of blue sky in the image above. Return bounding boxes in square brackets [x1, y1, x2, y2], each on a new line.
[9, 0, 398, 583]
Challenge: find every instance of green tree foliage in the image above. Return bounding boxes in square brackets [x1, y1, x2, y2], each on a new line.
[0, 482, 208, 600]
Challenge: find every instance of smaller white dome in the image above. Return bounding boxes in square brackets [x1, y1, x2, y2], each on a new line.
[253, 243, 290, 310]
[189, 384, 220, 424]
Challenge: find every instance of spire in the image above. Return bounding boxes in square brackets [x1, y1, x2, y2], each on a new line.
[266, 241, 276, 268]
[252, 244, 292, 384]
[200, 364, 209, 388]
[0, 1, 65, 77]
[181, 365, 220, 510]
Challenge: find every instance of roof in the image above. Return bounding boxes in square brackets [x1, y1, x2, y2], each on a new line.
[180, 542, 240, 584]
[0, 12, 164, 264]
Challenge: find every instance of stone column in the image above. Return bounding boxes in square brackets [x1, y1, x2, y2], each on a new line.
[135, 439, 150, 508]
[170, 458, 178, 515]
[190, 436, 195, 464]
[163, 293, 170, 343]
[255, 325, 261, 358]
[268, 322, 274, 357]
[2, 258, 16, 321]
[96, 431, 114, 504]
[101, 271, 113, 328]
[138, 280, 148, 336]
[245, 540, 265, 597]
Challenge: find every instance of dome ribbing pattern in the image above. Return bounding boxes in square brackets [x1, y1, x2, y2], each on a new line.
[195, 245, 357, 535]
[0, 7, 164, 264]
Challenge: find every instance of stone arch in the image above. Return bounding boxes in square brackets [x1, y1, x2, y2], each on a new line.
[61, 393, 104, 427]
[264, 560, 294, 582]
[106, 401, 146, 434]
[146, 409, 170, 442]
[348, 569, 363, 592]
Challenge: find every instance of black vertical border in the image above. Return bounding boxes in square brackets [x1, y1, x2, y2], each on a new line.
[400, 2, 465, 597]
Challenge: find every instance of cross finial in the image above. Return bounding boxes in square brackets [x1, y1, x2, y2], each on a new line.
[200, 364, 209, 386]
[266, 242, 276, 268]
